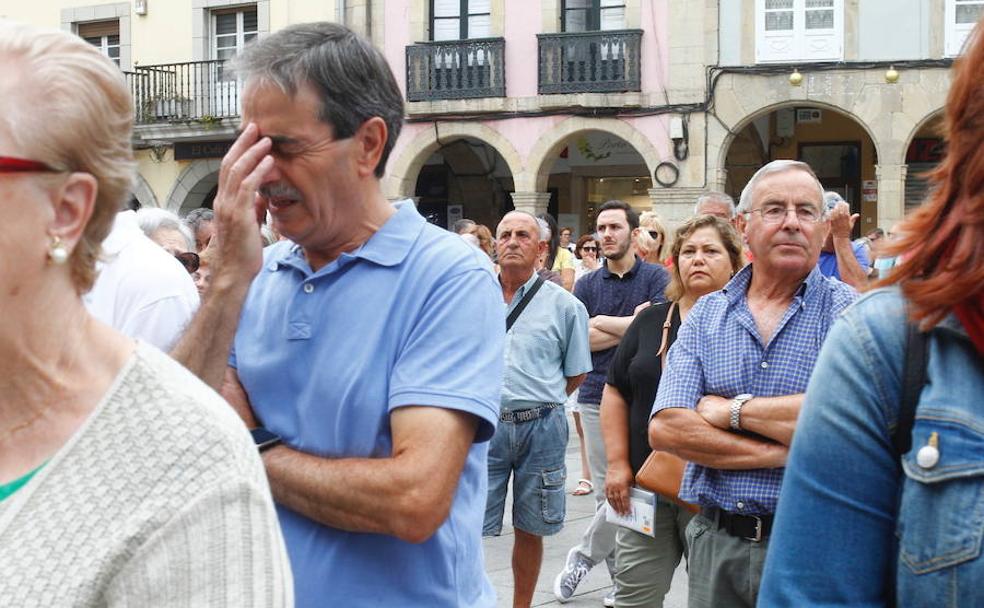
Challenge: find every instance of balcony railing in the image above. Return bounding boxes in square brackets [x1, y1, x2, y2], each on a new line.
[406, 37, 506, 102]
[125, 60, 240, 125]
[538, 30, 643, 95]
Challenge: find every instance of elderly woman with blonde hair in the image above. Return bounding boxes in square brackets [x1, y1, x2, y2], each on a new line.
[0, 22, 291, 606]
[636, 211, 669, 265]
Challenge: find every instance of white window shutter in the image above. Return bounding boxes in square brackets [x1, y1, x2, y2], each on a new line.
[946, 0, 984, 56]
[757, 0, 796, 62]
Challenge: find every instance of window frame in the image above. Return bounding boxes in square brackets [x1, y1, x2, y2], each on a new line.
[429, 0, 492, 41]
[945, 0, 984, 57]
[755, 0, 843, 63]
[561, 0, 628, 32]
[210, 5, 259, 62]
[78, 20, 121, 67]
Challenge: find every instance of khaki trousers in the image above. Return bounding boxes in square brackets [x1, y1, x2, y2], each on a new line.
[613, 499, 693, 607]
[685, 513, 770, 608]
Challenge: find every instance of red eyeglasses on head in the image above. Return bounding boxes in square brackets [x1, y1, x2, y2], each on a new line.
[0, 156, 60, 174]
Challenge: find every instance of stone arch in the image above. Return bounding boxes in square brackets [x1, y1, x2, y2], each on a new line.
[902, 107, 946, 163]
[385, 122, 524, 199]
[712, 99, 883, 187]
[164, 159, 222, 214]
[526, 117, 660, 193]
[132, 173, 159, 208]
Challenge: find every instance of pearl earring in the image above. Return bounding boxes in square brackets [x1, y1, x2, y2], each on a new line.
[48, 236, 69, 265]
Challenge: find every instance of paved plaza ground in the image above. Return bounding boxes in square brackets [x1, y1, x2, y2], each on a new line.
[482, 413, 688, 607]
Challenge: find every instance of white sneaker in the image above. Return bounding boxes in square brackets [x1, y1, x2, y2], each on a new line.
[603, 586, 618, 607]
[553, 548, 593, 603]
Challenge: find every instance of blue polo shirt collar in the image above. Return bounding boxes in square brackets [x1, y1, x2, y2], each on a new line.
[270, 200, 423, 275]
[600, 255, 643, 280]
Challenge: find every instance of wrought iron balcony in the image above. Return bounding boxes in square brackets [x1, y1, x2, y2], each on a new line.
[537, 30, 643, 95]
[406, 38, 506, 102]
[125, 60, 240, 125]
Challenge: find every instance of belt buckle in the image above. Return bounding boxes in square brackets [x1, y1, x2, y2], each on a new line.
[743, 516, 763, 543]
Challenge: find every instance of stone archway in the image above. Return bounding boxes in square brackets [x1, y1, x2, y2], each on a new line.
[132, 173, 159, 208]
[526, 117, 660, 193]
[164, 159, 222, 214]
[385, 122, 524, 200]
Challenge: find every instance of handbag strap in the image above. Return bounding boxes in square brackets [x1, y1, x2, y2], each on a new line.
[893, 323, 928, 456]
[506, 275, 546, 332]
[656, 301, 678, 370]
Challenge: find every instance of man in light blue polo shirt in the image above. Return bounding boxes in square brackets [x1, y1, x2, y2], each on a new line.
[171, 23, 504, 607]
[484, 212, 591, 608]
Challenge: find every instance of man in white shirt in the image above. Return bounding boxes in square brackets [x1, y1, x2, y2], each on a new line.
[84, 210, 199, 351]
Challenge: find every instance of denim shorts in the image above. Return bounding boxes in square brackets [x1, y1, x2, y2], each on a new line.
[483, 406, 568, 537]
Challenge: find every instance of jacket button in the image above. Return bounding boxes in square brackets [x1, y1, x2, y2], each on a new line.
[916, 432, 940, 469]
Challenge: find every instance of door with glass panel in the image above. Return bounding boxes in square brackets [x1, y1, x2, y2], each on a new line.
[209, 6, 258, 118]
[561, 0, 627, 84]
[430, 0, 492, 93]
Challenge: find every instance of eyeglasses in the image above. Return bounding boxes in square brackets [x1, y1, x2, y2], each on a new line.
[582, 246, 598, 252]
[174, 251, 200, 274]
[745, 204, 824, 224]
[648, 231, 662, 240]
[0, 156, 61, 174]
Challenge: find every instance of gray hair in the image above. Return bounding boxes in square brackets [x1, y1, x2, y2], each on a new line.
[231, 22, 404, 178]
[823, 191, 846, 211]
[694, 191, 736, 218]
[497, 210, 548, 240]
[183, 207, 214, 232]
[737, 160, 825, 215]
[136, 208, 195, 251]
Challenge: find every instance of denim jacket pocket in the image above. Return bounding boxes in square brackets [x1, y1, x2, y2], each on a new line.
[897, 407, 984, 575]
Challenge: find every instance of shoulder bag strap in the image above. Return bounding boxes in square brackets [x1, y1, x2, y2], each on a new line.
[656, 302, 678, 371]
[893, 323, 929, 456]
[506, 276, 546, 332]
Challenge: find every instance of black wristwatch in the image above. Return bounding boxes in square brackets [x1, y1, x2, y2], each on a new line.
[250, 427, 283, 452]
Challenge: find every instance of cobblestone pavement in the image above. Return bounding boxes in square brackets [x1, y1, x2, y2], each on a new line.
[483, 412, 688, 607]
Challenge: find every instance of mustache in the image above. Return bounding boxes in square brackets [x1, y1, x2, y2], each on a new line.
[259, 183, 303, 200]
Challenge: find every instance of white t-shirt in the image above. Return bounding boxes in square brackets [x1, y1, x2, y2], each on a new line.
[83, 211, 199, 351]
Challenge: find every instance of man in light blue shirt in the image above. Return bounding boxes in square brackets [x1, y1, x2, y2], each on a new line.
[485, 212, 591, 608]
[171, 23, 504, 607]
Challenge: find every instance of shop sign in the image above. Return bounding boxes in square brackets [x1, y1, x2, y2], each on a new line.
[862, 180, 878, 203]
[173, 140, 233, 161]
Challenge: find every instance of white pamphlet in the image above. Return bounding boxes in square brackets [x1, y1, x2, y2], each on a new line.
[605, 486, 657, 537]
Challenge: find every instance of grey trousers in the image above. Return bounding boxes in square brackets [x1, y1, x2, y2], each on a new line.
[613, 499, 693, 607]
[685, 513, 770, 608]
[571, 401, 617, 573]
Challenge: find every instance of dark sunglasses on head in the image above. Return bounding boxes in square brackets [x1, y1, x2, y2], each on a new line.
[175, 251, 200, 274]
[0, 156, 61, 174]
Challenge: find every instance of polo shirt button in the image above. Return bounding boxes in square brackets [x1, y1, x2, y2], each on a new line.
[760, 361, 768, 369]
[736, 501, 745, 510]
[303, 283, 314, 294]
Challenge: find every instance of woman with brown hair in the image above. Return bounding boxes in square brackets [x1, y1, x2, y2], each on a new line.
[760, 20, 984, 607]
[601, 215, 744, 607]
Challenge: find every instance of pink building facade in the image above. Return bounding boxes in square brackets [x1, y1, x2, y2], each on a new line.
[380, 0, 682, 236]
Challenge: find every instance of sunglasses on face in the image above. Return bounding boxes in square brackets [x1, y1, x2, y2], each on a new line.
[648, 231, 662, 240]
[174, 251, 200, 274]
[582, 246, 598, 252]
[0, 156, 61, 174]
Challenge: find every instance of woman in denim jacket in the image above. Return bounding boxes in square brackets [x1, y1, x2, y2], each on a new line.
[759, 19, 984, 608]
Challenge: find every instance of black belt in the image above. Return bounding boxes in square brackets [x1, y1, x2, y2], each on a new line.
[499, 404, 561, 423]
[701, 507, 774, 542]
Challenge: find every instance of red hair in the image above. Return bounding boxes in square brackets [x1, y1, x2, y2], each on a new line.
[879, 21, 984, 329]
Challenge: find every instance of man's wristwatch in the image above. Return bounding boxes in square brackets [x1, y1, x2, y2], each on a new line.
[730, 394, 753, 431]
[250, 427, 283, 452]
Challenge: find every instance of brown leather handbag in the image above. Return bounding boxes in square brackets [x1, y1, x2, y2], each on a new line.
[634, 302, 700, 514]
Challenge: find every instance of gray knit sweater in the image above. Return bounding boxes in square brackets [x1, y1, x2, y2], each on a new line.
[0, 343, 293, 607]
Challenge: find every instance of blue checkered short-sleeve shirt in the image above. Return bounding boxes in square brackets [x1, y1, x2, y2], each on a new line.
[652, 264, 857, 514]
